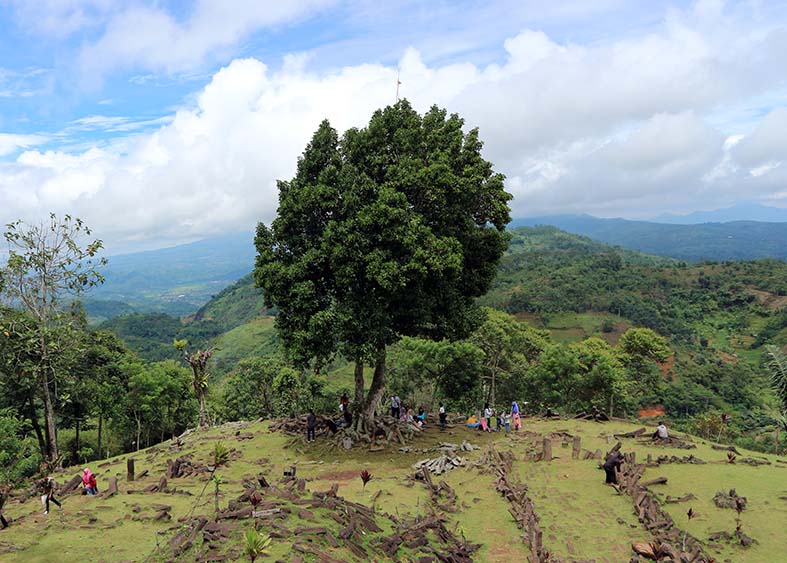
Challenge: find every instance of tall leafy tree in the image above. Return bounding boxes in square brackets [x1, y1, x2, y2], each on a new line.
[256, 101, 511, 427]
[470, 308, 550, 406]
[1, 214, 105, 461]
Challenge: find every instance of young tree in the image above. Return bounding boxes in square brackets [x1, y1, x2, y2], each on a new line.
[256, 101, 512, 429]
[766, 345, 787, 448]
[1, 214, 105, 461]
[470, 308, 549, 406]
[388, 337, 484, 410]
[175, 340, 214, 427]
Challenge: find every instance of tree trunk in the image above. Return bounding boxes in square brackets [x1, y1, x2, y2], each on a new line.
[362, 344, 387, 429]
[27, 397, 47, 459]
[198, 391, 207, 427]
[97, 414, 103, 459]
[39, 367, 58, 461]
[353, 359, 365, 406]
[491, 368, 496, 408]
[75, 417, 81, 463]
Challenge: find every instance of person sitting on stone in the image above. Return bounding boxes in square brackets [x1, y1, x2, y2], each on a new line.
[653, 421, 669, 441]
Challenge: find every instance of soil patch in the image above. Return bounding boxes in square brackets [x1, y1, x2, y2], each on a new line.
[316, 469, 361, 481]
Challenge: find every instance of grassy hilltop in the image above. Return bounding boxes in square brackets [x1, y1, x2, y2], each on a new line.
[1, 418, 784, 563]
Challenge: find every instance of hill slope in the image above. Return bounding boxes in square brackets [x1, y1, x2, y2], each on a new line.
[84, 231, 256, 320]
[0, 418, 783, 563]
[513, 215, 787, 261]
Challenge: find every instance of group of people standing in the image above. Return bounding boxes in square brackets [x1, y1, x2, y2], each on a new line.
[473, 401, 524, 433]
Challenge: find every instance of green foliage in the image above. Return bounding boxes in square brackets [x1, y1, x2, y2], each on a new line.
[619, 328, 670, 365]
[388, 337, 484, 411]
[0, 408, 41, 484]
[524, 338, 627, 415]
[470, 308, 550, 405]
[123, 360, 197, 449]
[271, 368, 319, 417]
[217, 357, 277, 421]
[255, 101, 512, 421]
[212, 441, 230, 468]
[516, 214, 787, 262]
[244, 529, 271, 563]
[193, 273, 268, 331]
[99, 313, 222, 362]
[765, 346, 787, 407]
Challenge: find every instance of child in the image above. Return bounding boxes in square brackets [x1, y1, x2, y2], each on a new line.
[502, 412, 511, 433]
[438, 403, 447, 431]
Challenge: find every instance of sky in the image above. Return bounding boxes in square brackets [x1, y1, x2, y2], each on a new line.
[1, 0, 787, 253]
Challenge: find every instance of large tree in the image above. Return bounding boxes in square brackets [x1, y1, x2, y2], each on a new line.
[255, 101, 511, 428]
[1, 214, 105, 461]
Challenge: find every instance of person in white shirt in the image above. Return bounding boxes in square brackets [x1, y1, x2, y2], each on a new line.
[438, 403, 447, 431]
[483, 404, 493, 432]
[653, 421, 669, 440]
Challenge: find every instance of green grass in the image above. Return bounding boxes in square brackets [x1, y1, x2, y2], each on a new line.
[2, 418, 785, 563]
[210, 317, 279, 376]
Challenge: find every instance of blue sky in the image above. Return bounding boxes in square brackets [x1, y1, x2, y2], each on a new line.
[1, 0, 786, 252]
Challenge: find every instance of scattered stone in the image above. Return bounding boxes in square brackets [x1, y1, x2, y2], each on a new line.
[713, 489, 747, 511]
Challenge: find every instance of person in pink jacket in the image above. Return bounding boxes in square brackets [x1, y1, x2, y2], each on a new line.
[82, 468, 98, 495]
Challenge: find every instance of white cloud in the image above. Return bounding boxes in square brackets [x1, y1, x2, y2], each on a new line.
[0, 133, 48, 156]
[76, 0, 334, 81]
[1, 2, 787, 249]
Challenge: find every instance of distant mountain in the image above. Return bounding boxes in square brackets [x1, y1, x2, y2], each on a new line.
[84, 231, 256, 320]
[511, 215, 787, 261]
[654, 203, 787, 224]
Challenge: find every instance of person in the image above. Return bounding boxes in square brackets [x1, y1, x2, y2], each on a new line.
[483, 404, 493, 432]
[438, 403, 447, 431]
[511, 401, 521, 431]
[416, 407, 426, 427]
[602, 451, 624, 485]
[325, 418, 339, 434]
[494, 408, 503, 432]
[306, 410, 317, 442]
[339, 393, 349, 413]
[501, 411, 511, 433]
[653, 421, 669, 441]
[41, 476, 61, 514]
[82, 468, 98, 495]
[343, 406, 353, 427]
[391, 395, 401, 419]
[0, 484, 9, 529]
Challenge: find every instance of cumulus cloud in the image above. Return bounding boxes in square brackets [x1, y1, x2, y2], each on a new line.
[1, 2, 787, 249]
[76, 0, 333, 80]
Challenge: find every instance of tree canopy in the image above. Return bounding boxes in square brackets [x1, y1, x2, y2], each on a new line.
[255, 100, 512, 425]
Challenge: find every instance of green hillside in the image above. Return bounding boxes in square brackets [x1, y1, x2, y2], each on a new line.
[1, 418, 784, 563]
[94, 226, 787, 452]
[514, 215, 787, 261]
[193, 274, 269, 332]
